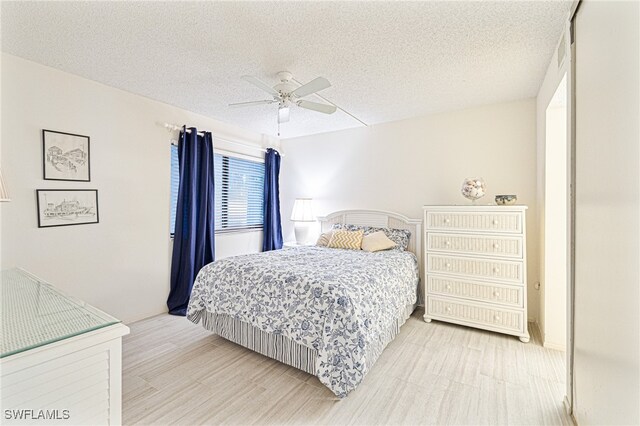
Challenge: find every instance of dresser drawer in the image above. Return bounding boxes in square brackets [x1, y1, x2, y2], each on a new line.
[427, 232, 523, 259]
[425, 211, 523, 234]
[427, 275, 524, 307]
[427, 254, 524, 284]
[427, 296, 524, 333]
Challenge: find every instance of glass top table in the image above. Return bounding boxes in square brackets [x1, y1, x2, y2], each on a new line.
[0, 268, 121, 358]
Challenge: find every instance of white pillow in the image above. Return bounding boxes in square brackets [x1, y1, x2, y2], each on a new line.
[316, 231, 334, 246]
[361, 231, 397, 252]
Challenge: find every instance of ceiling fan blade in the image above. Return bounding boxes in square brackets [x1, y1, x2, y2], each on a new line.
[229, 100, 276, 108]
[278, 107, 290, 123]
[241, 75, 279, 97]
[290, 77, 331, 98]
[297, 100, 337, 114]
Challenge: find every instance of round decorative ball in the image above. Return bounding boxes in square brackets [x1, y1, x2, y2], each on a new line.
[461, 177, 487, 202]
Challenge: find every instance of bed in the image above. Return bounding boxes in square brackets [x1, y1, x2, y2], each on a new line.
[187, 210, 422, 398]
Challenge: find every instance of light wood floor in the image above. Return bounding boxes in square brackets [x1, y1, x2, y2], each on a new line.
[122, 308, 570, 425]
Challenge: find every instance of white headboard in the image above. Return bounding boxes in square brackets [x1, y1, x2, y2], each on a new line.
[317, 209, 423, 276]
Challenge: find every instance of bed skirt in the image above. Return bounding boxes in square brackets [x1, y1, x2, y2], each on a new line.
[188, 308, 317, 374]
[188, 303, 416, 379]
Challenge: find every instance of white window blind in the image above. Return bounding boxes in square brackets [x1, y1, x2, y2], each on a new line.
[170, 146, 264, 235]
[214, 154, 264, 231]
[170, 145, 179, 235]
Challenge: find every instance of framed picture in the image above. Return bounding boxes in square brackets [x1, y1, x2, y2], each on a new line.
[36, 189, 99, 228]
[42, 129, 90, 181]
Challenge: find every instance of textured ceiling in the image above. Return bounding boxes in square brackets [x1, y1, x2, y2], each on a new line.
[1, 1, 571, 139]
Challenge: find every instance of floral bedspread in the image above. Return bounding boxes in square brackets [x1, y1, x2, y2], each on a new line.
[187, 246, 419, 397]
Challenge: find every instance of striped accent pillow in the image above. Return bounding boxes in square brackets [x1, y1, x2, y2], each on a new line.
[327, 230, 364, 250]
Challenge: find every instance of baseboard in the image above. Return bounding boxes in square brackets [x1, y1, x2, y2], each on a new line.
[563, 396, 577, 425]
[531, 320, 567, 351]
[124, 309, 169, 325]
[543, 341, 567, 351]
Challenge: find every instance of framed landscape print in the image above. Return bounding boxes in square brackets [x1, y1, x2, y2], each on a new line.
[36, 189, 99, 228]
[42, 129, 91, 181]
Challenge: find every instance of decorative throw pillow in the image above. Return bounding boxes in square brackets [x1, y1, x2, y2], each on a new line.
[331, 224, 411, 251]
[315, 231, 334, 247]
[361, 231, 397, 252]
[327, 229, 364, 250]
[384, 228, 412, 251]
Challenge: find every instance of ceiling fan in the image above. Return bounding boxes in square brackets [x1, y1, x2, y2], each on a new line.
[230, 71, 337, 131]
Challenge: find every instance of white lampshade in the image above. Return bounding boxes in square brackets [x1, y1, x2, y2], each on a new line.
[0, 168, 10, 202]
[290, 198, 314, 222]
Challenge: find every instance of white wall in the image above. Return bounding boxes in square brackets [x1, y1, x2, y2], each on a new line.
[535, 22, 571, 350]
[0, 54, 275, 323]
[542, 88, 568, 351]
[280, 99, 540, 320]
[573, 1, 639, 424]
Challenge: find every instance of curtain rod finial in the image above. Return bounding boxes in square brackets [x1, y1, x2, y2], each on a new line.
[162, 122, 184, 132]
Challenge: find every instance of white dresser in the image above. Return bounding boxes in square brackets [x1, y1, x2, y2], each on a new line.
[423, 205, 529, 342]
[1, 269, 130, 425]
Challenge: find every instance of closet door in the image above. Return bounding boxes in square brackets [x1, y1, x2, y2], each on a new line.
[572, 1, 639, 424]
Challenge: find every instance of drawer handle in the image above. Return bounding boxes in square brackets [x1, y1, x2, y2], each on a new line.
[445, 240, 451, 246]
[446, 284, 452, 290]
[493, 243, 500, 249]
[493, 267, 500, 274]
[445, 263, 451, 269]
[446, 306, 452, 312]
[492, 219, 499, 225]
[493, 291, 500, 297]
[444, 218, 450, 224]
[494, 315, 501, 321]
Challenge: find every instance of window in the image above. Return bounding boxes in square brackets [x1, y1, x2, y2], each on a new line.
[214, 154, 265, 231]
[170, 146, 264, 235]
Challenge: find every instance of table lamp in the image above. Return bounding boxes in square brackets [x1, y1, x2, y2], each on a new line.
[291, 198, 314, 245]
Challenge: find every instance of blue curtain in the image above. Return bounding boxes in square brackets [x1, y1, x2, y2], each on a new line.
[167, 127, 215, 316]
[262, 148, 283, 251]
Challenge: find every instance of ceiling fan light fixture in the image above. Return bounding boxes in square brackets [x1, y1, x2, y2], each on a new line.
[278, 106, 290, 123]
[235, 71, 359, 135]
